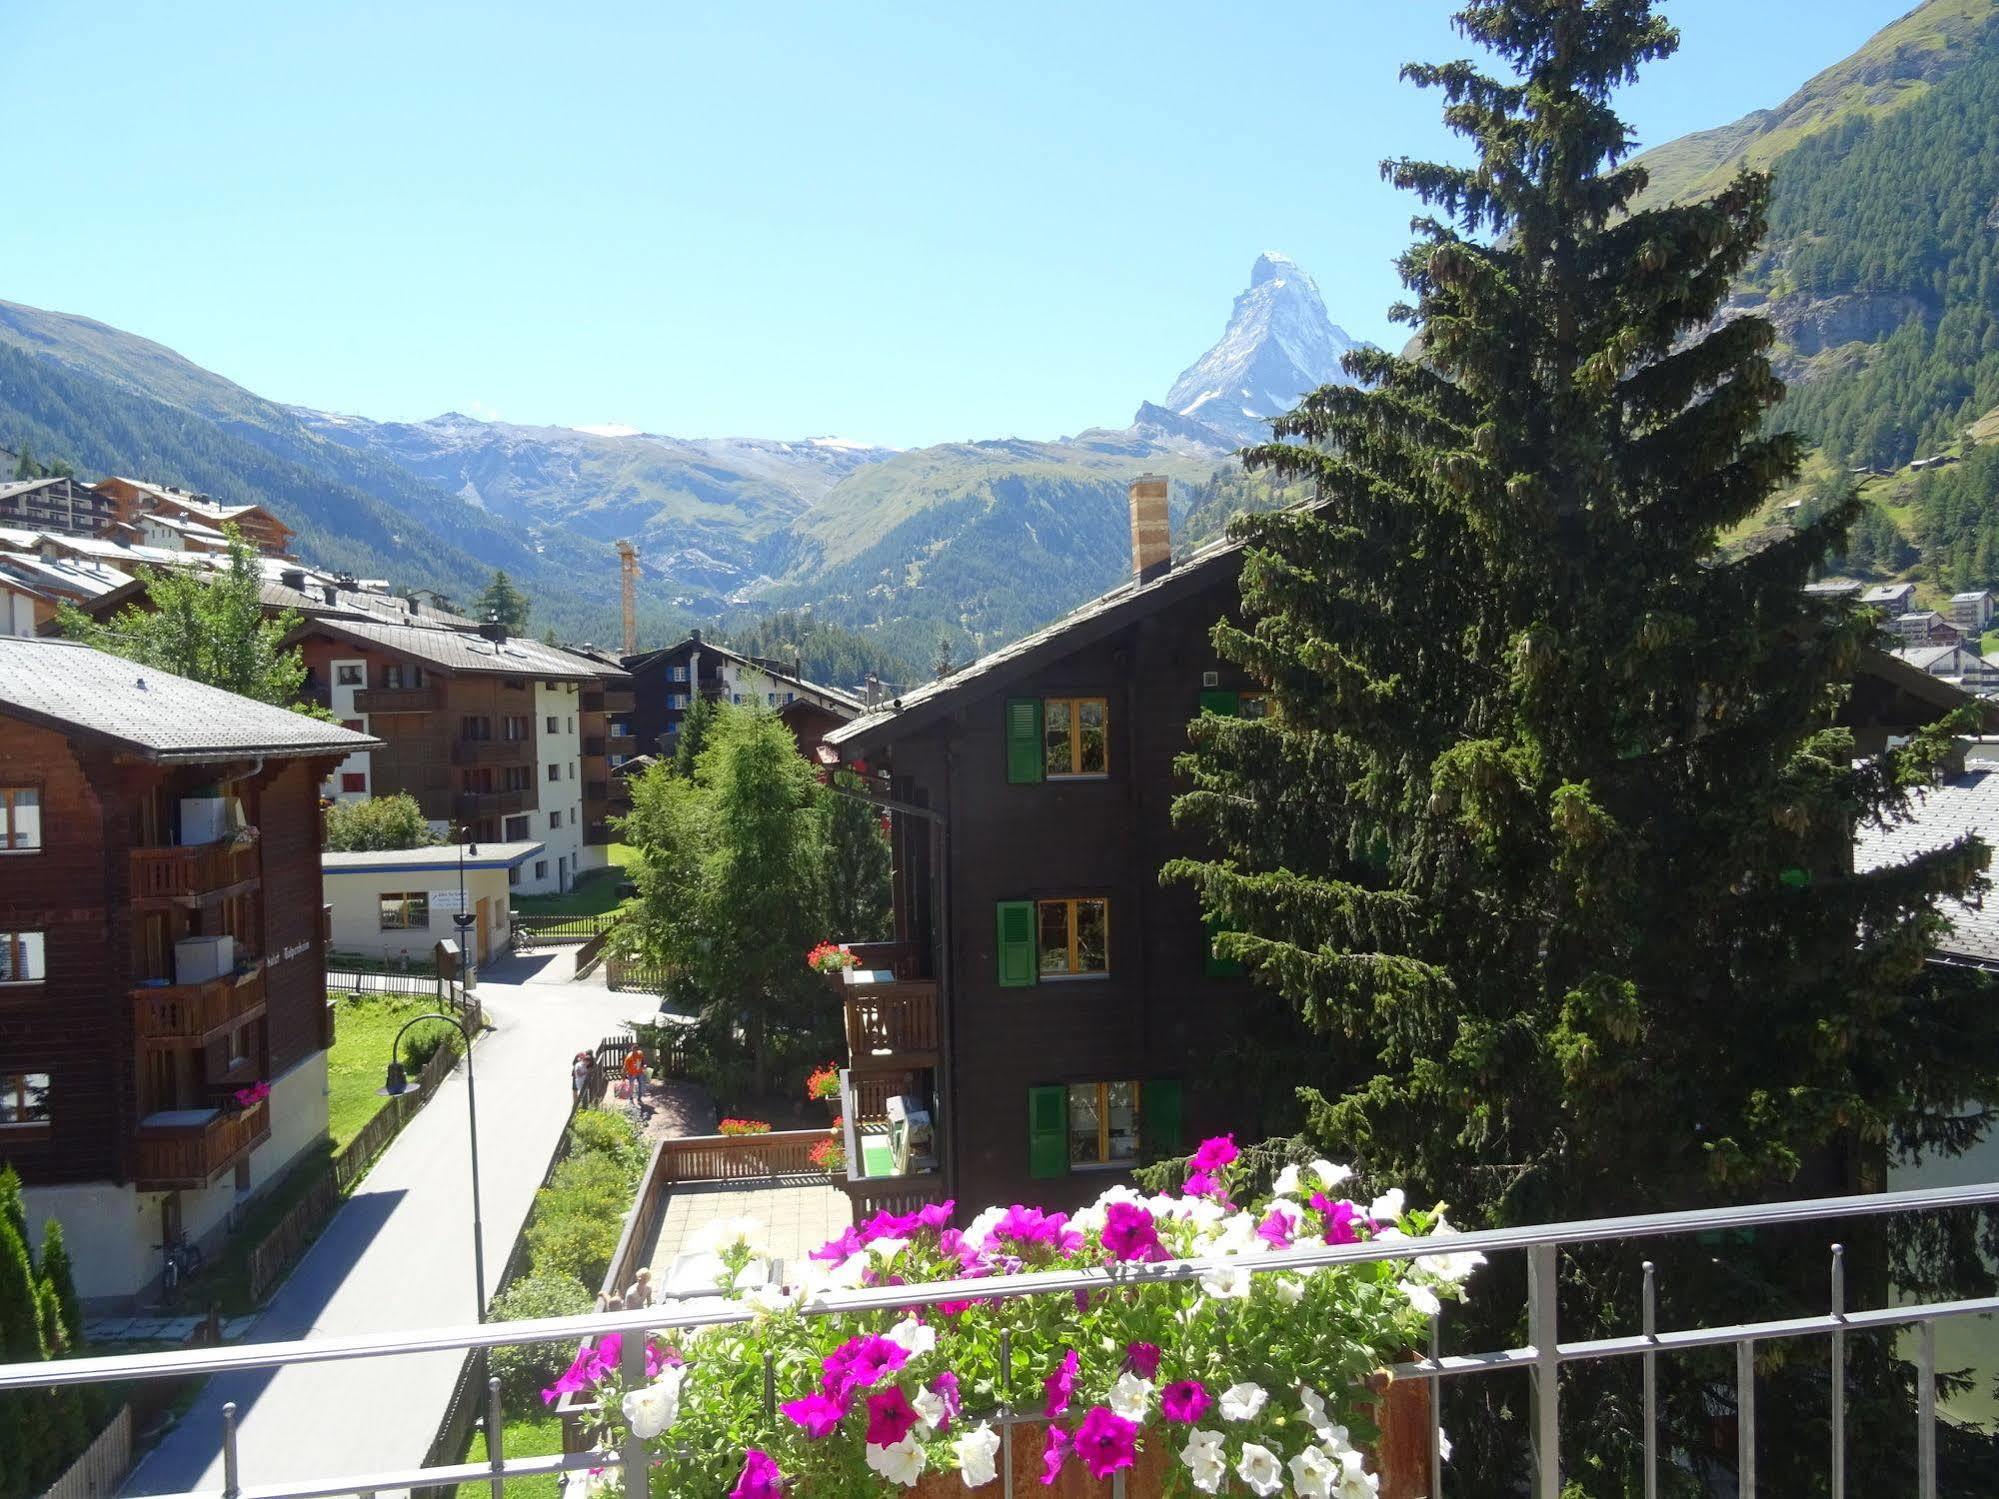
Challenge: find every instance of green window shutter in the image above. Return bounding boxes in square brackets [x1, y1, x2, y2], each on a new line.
[1005, 698, 1044, 783]
[1028, 1085, 1069, 1179]
[1199, 689, 1240, 718]
[996, 900, 1036, 987]
[1203, 918, 1244, 978]
[1142, 1080, 1183, 1158]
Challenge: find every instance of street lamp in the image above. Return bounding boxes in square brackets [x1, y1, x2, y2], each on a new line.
[380, 1010, 486, 1321]
[455, 834, 480, 987]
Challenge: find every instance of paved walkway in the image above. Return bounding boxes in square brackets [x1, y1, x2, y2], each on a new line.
[125, 950, 644, 1497]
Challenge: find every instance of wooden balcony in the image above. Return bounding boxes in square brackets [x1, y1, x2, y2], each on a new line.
[451, 738, 533, 767]
[840, 971, 938, 1071]
[129, 840, 259, 904]
[354, 683, 441, 713]
[135, 1099, 269, 1189]
[455, 788, 529, 818]
[133, 965, 267, 1048]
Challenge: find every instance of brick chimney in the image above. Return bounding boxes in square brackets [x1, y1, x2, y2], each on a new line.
[1128, 474, 1171, 583]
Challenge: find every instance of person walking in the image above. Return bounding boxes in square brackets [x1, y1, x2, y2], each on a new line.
[571, 1051, 592, 1101]
[622, 1045, 646, 1108]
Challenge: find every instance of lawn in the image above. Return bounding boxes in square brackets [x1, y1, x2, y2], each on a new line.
[457, 1410, 566, 1499]
[509, 845, 637, 917]
[326, 992, 453, 1147]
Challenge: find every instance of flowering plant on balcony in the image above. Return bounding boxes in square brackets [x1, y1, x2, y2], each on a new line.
[809, 1121, 846, 1175]
[232, 1081, 271, 1110]
[806, 942, 858, 975]
[805, 1064, 841, 1103]
[564, 1134, 1480, 1495]
[717, 1118, 772, 1137]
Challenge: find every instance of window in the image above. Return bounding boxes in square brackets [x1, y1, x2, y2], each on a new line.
[1036, 898, 1108, 977]
[383, 664, 407, 689]
[546, 716, 559, 734]
[548, 810, 562, 829]
[668, 693, 689, 710]
[0, 1072, 49, 1128]
[610, 753, 628, 769]
[1004, 697, 1107, 783]
[503, 716, 530, 741]
[1044, 698, 1109, 778]
[340, 773, 366, 793]
[547, 764, 561, 782]
[1240, 692, 1274, 720]
[336, 664, 364, 686]
[0, 932, 46, 984]
[508, 866, 522, 887]
[535, 860, 548, 879]
[766, 692, 777, 706]
[669, 666, 689, 682]
[1069, 1082, 1140, 1167]
[504, 815, 530, 840]
[379, 893, 429, 931]
[567, 717, 574, 733]
[503, 677, 526, 691]
[461, 715, 492, 741]
[1, 788, 40, 851]
[568, 763, 576, 779]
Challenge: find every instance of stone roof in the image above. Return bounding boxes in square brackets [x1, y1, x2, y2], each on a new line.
[289, 615, 624, 680]
[0, 637, 380, 762]
[1854, 759, 1999, 965]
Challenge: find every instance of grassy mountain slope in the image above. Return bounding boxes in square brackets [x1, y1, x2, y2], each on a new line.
[1628, 0, 1998, 209]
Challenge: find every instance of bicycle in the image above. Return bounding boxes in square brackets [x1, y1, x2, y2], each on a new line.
[160, 1233, 205, 1303]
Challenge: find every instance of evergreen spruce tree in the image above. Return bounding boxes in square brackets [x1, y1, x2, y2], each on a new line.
[12, 444, 37, 480]
[1168, 3, 1999, 1488]
[0, 1164, 24, 1248]
[0, 1209, 49, 1492]
[477, 570, 532, 632]
[931, 634, 956, 682]
[672, 691, 718, 778]
[36, 1217, 81, 1357]
[822, 768, 893, 943]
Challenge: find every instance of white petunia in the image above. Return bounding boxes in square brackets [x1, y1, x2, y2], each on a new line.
[1299, 1384, 1329, 1431]
[1321, 1421, 1354, 1456]
[619, 1365, 685, 1439]
[1399, 1279, 1443, 1318]
[1236, 1442, 1285, 1496]
[884, 1315, 936, 1357]
[688, 1214, 765, 1257]
[1213, 1212, 1261, 1256]
[870, 1236, 911, 1266]
[954, 1423, 1001, 1488]
[1093, 1183, 1149, 1212]
[1271, 1163, 1304, 1196]
[964, 1206, 1009, 1246]
[743, 1283, 798, 1315]
[1179, 1430, 1227, 1495]
[1367, 1188, 1406, 1225]
[1219, 1381, 1268, 1421]
[1415, 1218, 1487, 1286]
[1069, 1205, 1107, 1236]
[911, 1385, 949, 1433]
[1335, 1448, 1380, 1498]
[1310, 1159, 1354, 1190]
[1109, 1371, 1153, 1421]
[865, 1433, 929, 1487]
[1289, 1444, 1340, 1498]
[1438, 1429, 1453, 1463]
[1200, 1261, 1253, 1300]
[1272, 1273, 1305, 1306]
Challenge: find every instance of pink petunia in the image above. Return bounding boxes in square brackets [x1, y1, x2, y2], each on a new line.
[865, 1387, 921, 1446]
[1072, 1406, 1140, 1480]
[1189, 1133, 1239, 1172]
[820, 1335, 909, 1403]
[1101, 1202, 1168, 1263]
[932, 1370, 962, 1431]
[985, 1205, 1084, 1254]
[780, 1392, 845, 1439]
[1043, 1348, 1080, 1418]
[1312, 1194, 1366, 1245]
[1256, 1206, 1297, 1249]
[1124, 1342, 1162, 1380]
[728, 1449, 784, 1499]
[1161, 1379, 1212, 1424]
[809, 1226, 863, 1263]
[1040, 1424, 1071, 1486]
[914, 1200, 956, 1232]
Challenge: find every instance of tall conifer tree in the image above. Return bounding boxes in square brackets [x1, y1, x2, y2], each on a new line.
[1169, 2, 1999, 1487]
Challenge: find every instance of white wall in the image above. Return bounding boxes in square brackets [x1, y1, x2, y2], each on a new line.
[323, 865, 516, 965]
[522, 680, 582, 894]
[322, 656, 373, 802]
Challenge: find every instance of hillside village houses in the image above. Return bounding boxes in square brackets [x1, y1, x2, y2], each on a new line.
[621, 630, 863, 761]
[0, 636, 376, 1306]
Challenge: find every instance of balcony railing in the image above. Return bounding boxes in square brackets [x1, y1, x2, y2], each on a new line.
[583, 736, 607, 757]
[451, 739, 533, 767]
[134, 1098, 269, 1189]
[454, 788, 529, 817]
[129, 839, 258, 902]
[839, 971, 937, 1066]
[132, 964, 267, 1046]
[4, 1183, 1993, 1499]
[354, 683, 441, 713]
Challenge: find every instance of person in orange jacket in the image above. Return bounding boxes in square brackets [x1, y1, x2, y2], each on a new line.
[623, 1045, 646, 1106]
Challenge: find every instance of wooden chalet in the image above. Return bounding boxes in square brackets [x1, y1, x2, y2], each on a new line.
[622, 631, 861, 760]
[92, 476, 295, 558]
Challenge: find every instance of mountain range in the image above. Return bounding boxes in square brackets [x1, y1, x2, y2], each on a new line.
[6, 0, 1999, 657]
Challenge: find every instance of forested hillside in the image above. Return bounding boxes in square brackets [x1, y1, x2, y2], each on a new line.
[714, 609, 916, 691]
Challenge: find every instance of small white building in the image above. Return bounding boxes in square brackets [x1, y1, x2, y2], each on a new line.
[322, 842, 543, 970]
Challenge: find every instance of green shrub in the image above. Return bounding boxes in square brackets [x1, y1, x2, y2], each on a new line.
[523, 1153, 633, 1288]
[401, 1025, 457, 1073]
[567, 1109, 645, 1181]
[488, 1273, 595, 1404]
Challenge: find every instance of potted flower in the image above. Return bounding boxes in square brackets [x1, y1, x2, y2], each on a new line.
[806, 942, 858, 986]
[805, 1063, 841, 1117]
[717, 1118, 772, 1138]
[808, 1126, 846, 1177]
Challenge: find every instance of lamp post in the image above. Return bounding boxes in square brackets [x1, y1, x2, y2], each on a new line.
[455, 832, 479, 988]
[380, 1010, 486, 1321]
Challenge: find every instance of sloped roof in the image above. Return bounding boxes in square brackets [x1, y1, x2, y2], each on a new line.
[626, 636, 863, 711]
[0, 637, 380, 762]
[1854, 759, 1999, 965]
[290, 615, 624, 680]
[323, 841, 545, 873]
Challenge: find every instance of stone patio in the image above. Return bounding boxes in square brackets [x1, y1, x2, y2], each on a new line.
[643, 1177, 850, 1292]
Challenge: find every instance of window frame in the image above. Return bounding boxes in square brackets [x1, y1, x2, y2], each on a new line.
[378, 892, 431, 932]
[335, 663, 365, 686]
[1042, 696, 1110, 779]
[0, 786, 41, 853]
[0, 1070, 50, 1129]
[1066, 1080, 1141, 1169]
[0, 931, 46, 985]
[1034, 897, 1109, 979]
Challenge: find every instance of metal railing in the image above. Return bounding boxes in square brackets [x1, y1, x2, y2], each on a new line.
[5, 1182, 1994, 1499]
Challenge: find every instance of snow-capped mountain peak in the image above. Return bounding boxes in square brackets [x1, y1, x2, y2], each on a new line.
[1162, 252, 1359, 446]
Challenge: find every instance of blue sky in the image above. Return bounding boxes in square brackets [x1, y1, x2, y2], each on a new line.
[7, 2, 1914, 448]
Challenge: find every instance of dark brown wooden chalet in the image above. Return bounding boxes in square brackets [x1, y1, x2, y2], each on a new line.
[623, 631, 861, 760]
[0, 637, 376, 1305]
[818, 478, 1267, 1219]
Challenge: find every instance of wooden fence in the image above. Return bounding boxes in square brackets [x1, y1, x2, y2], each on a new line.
[512, 913, 615, 948]
[656, 1129, 825, 1183]
[326, 966, 447, 1000]
[604, 954, 674, 993]
[244, 998, 481, 1302]
[39, 1404, 130, 1499]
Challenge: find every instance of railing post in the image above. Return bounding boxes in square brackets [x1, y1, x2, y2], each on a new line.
[1640, 1260, 1657, 1499]
[620, 1321, 647, 1496]
[999, 1327, 1014, 1496]
[1915, 1320, 1937, 1499]
[1427, 1311, 1443, 1499]
[220, 1400, 240, 1499]
[486, 1373, 505, 1499]
[1527, 1242, 1559, 1499]
[1829, 1243, 1846, 1499]
[1735, 1339, 1756, 1498]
